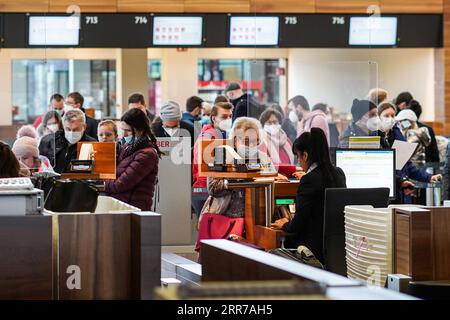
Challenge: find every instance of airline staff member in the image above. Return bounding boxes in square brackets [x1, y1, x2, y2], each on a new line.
[271, 128, 346, 264]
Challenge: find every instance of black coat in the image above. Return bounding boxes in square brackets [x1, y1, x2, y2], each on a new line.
[85, 116, 99, 141]
[79, 107, 99, 140]
[39, 130, 97, 173]
[231, 93, 261, 122]
[417, 121, 440, 163]
[282, 165, 346, 263]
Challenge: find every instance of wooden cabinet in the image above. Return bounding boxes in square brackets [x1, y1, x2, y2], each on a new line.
[0, 216, 53, 300]
[394, 207, 450, 281]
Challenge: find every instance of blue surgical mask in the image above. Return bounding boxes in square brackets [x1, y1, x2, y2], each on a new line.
[200, 116, 212, 125]
[123, 135, 133, 144]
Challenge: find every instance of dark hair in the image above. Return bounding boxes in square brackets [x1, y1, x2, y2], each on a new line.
[0, 141, 21, 178]
[67, 92, 84, 108]
[214, 95, 229, 104]
[288, 95, 310, 112]
[259, 108, 282, 126]
[128, 93, 146, 106]
[186, 96, 204, 113]
[49, 93, 64, 104]
[268, 104, 284, 119]
[42, 110, 63, 130]
[408, 100, 422, 119]
[394, 92, 413, 107]
[312, 103, 328, 114]
[292, 128, 341, 187]
[121, 109, 162, 157]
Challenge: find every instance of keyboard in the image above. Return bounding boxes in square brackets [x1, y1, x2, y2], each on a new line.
[0, 177, 34, 190]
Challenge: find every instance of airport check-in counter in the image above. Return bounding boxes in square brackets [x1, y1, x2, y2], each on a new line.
[197, 138, 302, 251]
[0, 142, 162, 300]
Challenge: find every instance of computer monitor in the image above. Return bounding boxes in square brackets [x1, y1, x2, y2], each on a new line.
[349, 16, 398, 46]
[28, 16, 80, 46]
[335, 149, 396, 199]
[153, 16, 203, 46]
[229, 16, 279, 46]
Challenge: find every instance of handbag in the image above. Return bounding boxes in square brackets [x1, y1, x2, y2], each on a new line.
[44, 179, 99, 213]
[195, 213, 245, 252]
[269, 246, 324, 269]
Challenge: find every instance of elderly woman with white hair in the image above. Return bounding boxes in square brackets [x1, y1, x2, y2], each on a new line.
[39, 108, 96, 173]
[195, 117, 284, 256]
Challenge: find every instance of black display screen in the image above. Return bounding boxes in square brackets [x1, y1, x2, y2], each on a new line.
[0, 13, 443, 48]
[81, 13, 152, 48]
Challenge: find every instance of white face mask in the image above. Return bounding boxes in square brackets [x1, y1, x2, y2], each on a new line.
[64, 104, 74, 113]
[47, 124, 59, 133]
[264, 124, 281, 136]
[366, 116, 381, 132]
[163, 127, 178, 137]
[237, 145, 258, 158]
[288, 110, 299, 123]
[379, 116, 396, 132]
[218, 118, 232, 131]
[65, 130, 82, 145]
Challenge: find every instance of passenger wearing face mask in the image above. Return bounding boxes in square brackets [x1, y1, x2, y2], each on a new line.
[192, 102, 234, 216]
[33, 93, 65, 129]
[196, 117, 276, 250]
[282, 96, 308, 143]
[38, 109, 96, 173]
[37, 111, 63, 138]
[105, 109, 162, 211]
[259, 108, 295, 166]
[151, 101, 195, 149]
[182, 96, 204, 126]
[339, 99, 379, 148]
[396, 109, 431, 166]
[377, 102, 441, 203]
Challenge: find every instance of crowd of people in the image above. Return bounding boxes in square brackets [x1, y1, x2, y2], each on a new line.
[0, 81, 448, 263]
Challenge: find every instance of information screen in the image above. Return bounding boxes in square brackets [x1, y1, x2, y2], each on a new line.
[153, 16, 203, 46]
[229, 16, 279, 46]
[349, 17, 397, 46]
[335, 149, 395, 198]
[28, 16, 80, 46]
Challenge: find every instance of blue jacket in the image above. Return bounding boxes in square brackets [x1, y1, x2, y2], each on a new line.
[181, 112, 200, 127]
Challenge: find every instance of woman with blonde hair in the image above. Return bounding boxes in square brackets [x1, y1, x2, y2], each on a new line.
[196, 117, 279, 258]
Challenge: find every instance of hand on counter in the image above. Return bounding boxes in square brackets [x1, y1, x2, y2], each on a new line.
[275, 173, 289, 182]
[430, 174, 442, 183]
[271, 218, 289, 230]
[292, 171, 306, 180]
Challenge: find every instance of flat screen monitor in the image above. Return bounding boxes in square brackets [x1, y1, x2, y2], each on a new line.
[349, 17, 397, 46]
[229, 16, 279, 46]
[335, 149, 396, 198]
[28, 16, 80, 46]
[153, 16, 203, 46]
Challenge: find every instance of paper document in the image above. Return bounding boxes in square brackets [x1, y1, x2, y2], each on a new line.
[79, 143, 94, 160]
[392, 140, 418, 170]
[349, 136, 380, 149]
